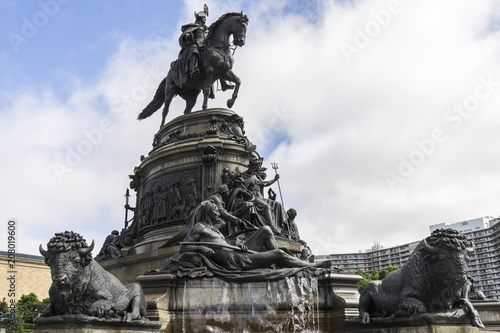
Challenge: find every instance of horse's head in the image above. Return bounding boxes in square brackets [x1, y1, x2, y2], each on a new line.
[207, 12, 248, 48]
[232, 13, 248, 47]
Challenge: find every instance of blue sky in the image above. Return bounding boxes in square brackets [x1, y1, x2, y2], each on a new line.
[2, 2, 182, 100]
[1, 0, 500, 260]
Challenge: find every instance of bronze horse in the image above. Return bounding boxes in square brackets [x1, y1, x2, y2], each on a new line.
[138, 12, 248, 128]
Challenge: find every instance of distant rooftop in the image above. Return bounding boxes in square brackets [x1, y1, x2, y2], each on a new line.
[429, 216, 496, 233]
[0, 251, 44, 261]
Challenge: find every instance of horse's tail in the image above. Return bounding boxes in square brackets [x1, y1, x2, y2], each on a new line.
[137, 77, 166, 120]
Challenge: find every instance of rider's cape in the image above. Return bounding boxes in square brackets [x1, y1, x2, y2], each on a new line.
[179, 23, 206, 49]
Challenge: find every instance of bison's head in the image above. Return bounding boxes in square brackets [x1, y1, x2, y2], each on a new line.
[421, 228, 473, 291]
[39, 231, 94, 290]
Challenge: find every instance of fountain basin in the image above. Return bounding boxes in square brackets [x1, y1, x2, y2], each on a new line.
[137, 272, 361, 332]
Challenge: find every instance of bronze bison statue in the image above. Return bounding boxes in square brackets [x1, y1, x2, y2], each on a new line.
[39, 231, 146, 321]
[359, 228, 483, 327]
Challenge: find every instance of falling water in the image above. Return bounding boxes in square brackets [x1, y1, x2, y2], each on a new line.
[180, 277, 321, 332]
[182, 279, 187, 333]
[283, 276, 320, 333]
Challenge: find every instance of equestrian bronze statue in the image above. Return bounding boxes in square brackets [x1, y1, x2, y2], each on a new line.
[138, 10, 248, 128]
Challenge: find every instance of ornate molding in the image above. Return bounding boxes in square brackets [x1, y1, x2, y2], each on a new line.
[220, 114, 256, 153]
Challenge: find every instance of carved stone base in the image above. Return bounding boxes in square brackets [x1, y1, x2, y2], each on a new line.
[341, 324, 478, 333]
[136, 272, 362, 332]
[344, 309, 486, 333]
[131, 108, 261, 253]
[102, 108, 311, 286]
[150, 310, 347, 333]
[341, 313, 480, 333]
[33, 315, 161, 332]
[472, 300, 500, 327]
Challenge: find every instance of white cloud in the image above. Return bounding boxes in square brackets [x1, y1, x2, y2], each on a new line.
[235, 0, 500, 254]
[2, 0, 500, 261]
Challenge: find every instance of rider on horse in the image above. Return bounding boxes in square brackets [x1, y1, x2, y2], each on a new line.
[174, 6, 233, 91]
[138, 10, 247, 128]
[178, 9, 208, 81]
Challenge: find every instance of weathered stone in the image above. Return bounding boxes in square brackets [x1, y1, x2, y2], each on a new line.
[473, 300, 500, 327]
[131, 108, 261, 255]
[136, 272, 362, 332]
[101, 109, 308, 285]
[33, 315, 161, 332]
[341, 323, 479, 333]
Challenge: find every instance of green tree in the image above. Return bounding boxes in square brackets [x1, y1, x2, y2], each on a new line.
[357, 276, 372, 293]
[37, 298, 50, 316]
[4, 309, 25, 333]
[379, 266, 399, 280]
[353, 269, 372, 293]
[0, 297, 8, 315]
[16, 294, 41, 324]
[370, 270, 381, 280]
[355, 266, 400, 293]
[353, 269, 369, 280]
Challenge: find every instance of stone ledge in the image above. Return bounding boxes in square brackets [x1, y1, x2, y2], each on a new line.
[137, 273, 363, 332]
[34, 315, 161, 332]
[473, 301, 500, 326]
[342, 314, 480, 333]
[342, 325, 478, 333]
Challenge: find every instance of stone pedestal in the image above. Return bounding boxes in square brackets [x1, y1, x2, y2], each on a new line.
[136, 272, 362, 332]
[130, 108, 260, 254]
[340, 325, 479, 333]
[102, 108, 311, 285]
[340, 311, 481, 333]
[96, 108, 486, 333]
[33, 315, 161, 332]
[129, 108, 310, 254]
[473, 300, 500, 330]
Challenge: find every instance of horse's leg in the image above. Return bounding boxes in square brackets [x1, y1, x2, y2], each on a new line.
[161, 94, 173, 128]
[222, 69, 241, 109]
[202, 63, 214, 109]
[202, 77, 212, 110]
[181, 90, 201, 114]
[161, 78, 177, 128]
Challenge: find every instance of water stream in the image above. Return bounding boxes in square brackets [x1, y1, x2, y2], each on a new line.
[180, 277, 321, 332]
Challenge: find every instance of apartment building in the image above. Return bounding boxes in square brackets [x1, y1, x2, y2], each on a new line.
[446, 217, 500, 299]
[316, 216, 500, 299]
[316, 241, 419, 273]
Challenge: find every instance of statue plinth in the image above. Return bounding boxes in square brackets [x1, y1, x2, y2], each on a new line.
[130, 108, 260, 254]
[472, 300, 500, 328]
[342, 325, 478, 333]
[102, 108, 309, 285]
[342, 313, 480, 333]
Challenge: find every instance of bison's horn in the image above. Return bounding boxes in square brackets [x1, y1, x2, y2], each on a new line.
[39, 244, 49, 258]
[422, 239, 439, 254]
[78, 240, 95, 257]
